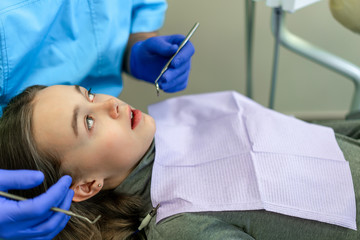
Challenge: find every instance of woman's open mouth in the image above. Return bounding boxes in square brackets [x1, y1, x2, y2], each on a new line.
[130, 109, 142, 129]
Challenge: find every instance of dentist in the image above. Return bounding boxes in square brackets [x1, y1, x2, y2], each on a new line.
[0, 0, 195, 239]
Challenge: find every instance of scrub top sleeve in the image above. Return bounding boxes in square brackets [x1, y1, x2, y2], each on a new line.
[131, 0, 167, 33]
[147, 213, 255, 240]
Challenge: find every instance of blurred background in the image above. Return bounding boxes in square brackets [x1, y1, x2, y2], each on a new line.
[120, 0, 360, 120]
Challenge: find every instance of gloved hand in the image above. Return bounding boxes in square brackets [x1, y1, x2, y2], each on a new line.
[0, 169, 74, 240]
[130, 34, 195, 93]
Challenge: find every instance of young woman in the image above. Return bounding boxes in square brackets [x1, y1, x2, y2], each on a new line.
[0, 85, 155, 239]
[0, 85, 359, 240]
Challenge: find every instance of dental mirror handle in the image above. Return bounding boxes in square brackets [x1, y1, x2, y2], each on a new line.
[0, 190, 101, 224]
[154, 22, 200, 96]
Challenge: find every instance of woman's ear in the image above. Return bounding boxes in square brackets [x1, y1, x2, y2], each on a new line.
[71, 180, 103, 202]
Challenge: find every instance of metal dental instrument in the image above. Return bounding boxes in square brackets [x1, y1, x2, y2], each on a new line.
[0, 190, 101, 224]
[154, 22, 200, 96]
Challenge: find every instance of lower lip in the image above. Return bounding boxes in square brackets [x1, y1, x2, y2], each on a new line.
[131, 109, 142, 129]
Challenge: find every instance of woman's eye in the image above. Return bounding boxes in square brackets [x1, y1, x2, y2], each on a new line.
[87, 88, 95, 102]
[86, 115, 94, 130]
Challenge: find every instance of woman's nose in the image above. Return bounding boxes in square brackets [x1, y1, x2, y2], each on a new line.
[101, 98, 119, 119]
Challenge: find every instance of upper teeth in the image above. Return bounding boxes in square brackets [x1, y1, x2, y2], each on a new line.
[131, 111, 134, 119]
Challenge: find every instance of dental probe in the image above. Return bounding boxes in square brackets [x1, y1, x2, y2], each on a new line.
[154, 22, 200, 96]
[0, 190, 101, 224]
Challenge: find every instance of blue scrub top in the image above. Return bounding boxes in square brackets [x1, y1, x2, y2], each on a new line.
[0, 0, 167, 116]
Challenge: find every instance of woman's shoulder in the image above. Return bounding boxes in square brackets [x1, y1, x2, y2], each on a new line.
[146, 212, 254, 240]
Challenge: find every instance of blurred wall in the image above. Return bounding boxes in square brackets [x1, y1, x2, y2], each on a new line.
[120, 0, 360, 119]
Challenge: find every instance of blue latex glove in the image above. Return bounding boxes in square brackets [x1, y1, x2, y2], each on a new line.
[0, 170, 74, 240]
[130, 34, 195, 93]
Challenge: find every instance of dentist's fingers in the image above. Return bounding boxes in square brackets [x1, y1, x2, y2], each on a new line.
[11, 176, 72, 222]
[0, 170, 44, 191]
[18, 189, 74, 240]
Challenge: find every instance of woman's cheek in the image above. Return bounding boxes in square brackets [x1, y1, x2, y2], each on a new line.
[103, 131, 122, 149]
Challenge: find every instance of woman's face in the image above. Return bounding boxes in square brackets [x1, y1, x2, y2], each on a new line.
[32, 85, 156, 191]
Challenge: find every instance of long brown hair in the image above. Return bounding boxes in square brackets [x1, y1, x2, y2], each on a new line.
[0, 85, 145, 240]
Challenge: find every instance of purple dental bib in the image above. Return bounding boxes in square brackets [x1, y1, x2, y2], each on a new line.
[148, 91, 356, 230]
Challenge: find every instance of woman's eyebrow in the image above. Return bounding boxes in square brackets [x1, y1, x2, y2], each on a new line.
[72, 105, 79, 137]
[75, 85, 82, 94]
[72, 85, 83, 137]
